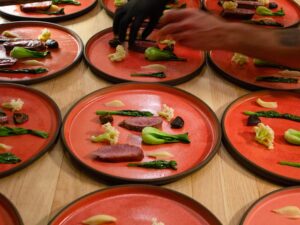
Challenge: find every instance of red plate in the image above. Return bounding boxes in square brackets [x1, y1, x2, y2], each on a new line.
[240, 186, 300, 225]
[203, 0, 300, 28]
[101, 0, 202, 17]
[208, 50, 300, 91]
[222, 90, 300, 185]
[0, 0, 97, 22]
[0, 83, 61, 178]
[0, 21, 83, 85]
[48, 185, 222, 225]
[84, 28, 205, 85]
[0, 193, 23, 225]
[62, 83, 221, 184]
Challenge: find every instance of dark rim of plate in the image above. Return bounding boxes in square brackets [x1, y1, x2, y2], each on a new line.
[48, 184, 223, 225]
[202, 0, 300, 28]
[207, 52, 300, 91]
[0, 21, 84, 85]
[84, 27, 206, 86]
[61, 82, 222, 185]
[221, 90, 300, 185]
[0, 83, 62, 178]
[101, 0, 204, 18]
[0, 193, 24, 225]
[0, 0, 98, 22]
[239, 186, 300, 225]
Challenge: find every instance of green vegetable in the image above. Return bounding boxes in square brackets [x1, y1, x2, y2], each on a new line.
[256, 76, 298, 83]
[114, 0, 127, 7]
[96, 110, 153, 117]
[128, 160, 177, 170]
[0, 126, 48, 138]
[145, 47, 186, 61]
[142, 127, 190, 145]
[0, 153, 21, 164]
[244, 111, 300, 122]
[278, 161, 300, 168]
[52, 0, 81, 5]
[245, 19, 284, 27]
[256, 6, 285, 16]
[253, 58, 282, 68]
[131, 72, 166, 78]
[284, 129, 300, 145]
[0, 68, 48, 74]
[10, 47, 49, 59]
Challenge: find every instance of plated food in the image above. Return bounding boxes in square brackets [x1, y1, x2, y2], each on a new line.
[208, 50, 300, 90]
[62, 83, 221, 184]
[240, 186, 300, 225]
[222, 90, 300, 185]
[0, 0, 97, 21]
[0, 21, 83, 84]
[0, 83, 61, 178]
[0, 193, 23, 225]
[85, 28, 205, 85]
[48, 185, 222, 225]
[100, 0, 202, 17]
[203, 0, 300, 27]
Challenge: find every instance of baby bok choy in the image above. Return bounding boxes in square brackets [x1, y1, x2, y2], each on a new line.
[10, 47, 49, 59]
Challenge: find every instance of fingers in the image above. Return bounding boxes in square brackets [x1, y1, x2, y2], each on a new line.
[113, 7, 127, 36]
[141, 14, 161, 40]
[118, 13, 133, 42]
[129, 15, 146, 46]
[160, 8, 200, 26]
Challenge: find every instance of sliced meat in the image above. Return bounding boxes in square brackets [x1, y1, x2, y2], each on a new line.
[119, 116, 163, 132]
[221, 8, 255, 19]
[20, 1, 52, 12]
[93, 144, 144, 162]
[237, 1, 264, 9]
[3, 39, 46, 51]
[0, 45, 17, 67]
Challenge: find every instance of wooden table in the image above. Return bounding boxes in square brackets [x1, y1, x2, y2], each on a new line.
[1, 4, 295, 225]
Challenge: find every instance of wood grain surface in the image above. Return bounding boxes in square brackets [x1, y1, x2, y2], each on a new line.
[2, 2, 299, 224]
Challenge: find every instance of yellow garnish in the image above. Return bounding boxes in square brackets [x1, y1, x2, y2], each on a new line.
[272, 206, 300, 219]
[256, 98, 278, 109]
[82, 214, 117, 225]
[38, 28, 51, 42]
[104, 100, 125, 107]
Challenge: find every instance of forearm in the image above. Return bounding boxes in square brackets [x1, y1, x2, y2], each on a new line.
[221, 23, 300, 69]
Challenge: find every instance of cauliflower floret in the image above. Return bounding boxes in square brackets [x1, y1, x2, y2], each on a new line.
[38, 28, 51, 42]
[158, 104, 174, 122]
[258, 0, 269, 5]
[108, 45, 126, 62]
[2, 98, 24, 111]
[222, 1, 238, 10]
[0, 143, 12, 152]
[114, 0, 127, 7]
[90, 122, 120, 144]
[231, 53, 249, 66]
[254, 123, 275, 149]
[152, 218, 165, 225]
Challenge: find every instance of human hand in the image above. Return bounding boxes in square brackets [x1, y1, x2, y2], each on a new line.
[113, 0, 170, 47]
[159, 9, 229, 50]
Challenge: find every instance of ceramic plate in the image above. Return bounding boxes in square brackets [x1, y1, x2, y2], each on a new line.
[203, 0, 300, 28]
[0, 83, 61, 178]
[84, 28, 205, 85]
[0, 21, 83, 84]
[240, 186, 300, 225]
[208, 51, 300, 91]
[0, 0, 97, 22]
[222, 90, 300, 185]
[48, 185, 222, 225]
[62, 83, 221, 184]
[0, 193, 23, 225]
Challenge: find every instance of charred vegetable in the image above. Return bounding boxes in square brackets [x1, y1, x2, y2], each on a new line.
[131, 72, 166, 78]
[284, 129, 300, 145]
[245, 18, 284, 27]
[10, 47, 49, 59]
[96, 110, 153, 117]
[0, 68, 48, 74]
[99, 115, 113, 125]
[0, 126, 48, 138]
[13, 113, 29, 124]
[171, 116, 184, 129]
[145, 47, 186, 61]
[0, 110, 8, 125]
[279, 161, 300, 168]
[247, 115, 261, 126]
[128, 160, 177, 170]
[52, 0, 81, 5]
[45, 39, 59, 49]
[256, 76, 298, 83]
[256, 6, 285, 16]
[108, 38, 122, 48]
[142, 127, 190, 145]
[244, 110, 300, 122]
[0, 153, 21, 164]
[268, 2, 278, 9]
